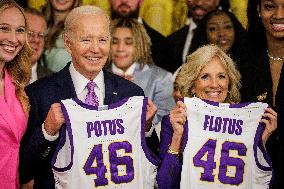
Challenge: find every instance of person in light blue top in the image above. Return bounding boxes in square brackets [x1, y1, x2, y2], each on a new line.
[109, 18, 175, 154]
[43, 31, 71, 72]
[42, 0, 82, 72]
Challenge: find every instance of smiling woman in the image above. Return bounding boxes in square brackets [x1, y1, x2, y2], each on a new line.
[176, 44, 241, 104]
[206, 13, 235, 52]
[188, 9, 248, 70]
[190, 56, 230, 102]
[242, 0, 284, 187]
[157, 44, 278, 189]
[0, 0, 31, 188]
[0, 7, 25, 63]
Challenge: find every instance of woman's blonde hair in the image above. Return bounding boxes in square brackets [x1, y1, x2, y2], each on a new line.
[110, 18, 153, 67]
[0, 0, 32, 115]
[176, 44, 241, 103]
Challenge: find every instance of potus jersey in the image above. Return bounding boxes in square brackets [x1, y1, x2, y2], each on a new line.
[180, 97, 273, 189]
[52, 96, 159, 189]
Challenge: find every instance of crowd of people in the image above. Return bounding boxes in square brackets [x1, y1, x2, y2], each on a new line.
[0, 0, 283, 189]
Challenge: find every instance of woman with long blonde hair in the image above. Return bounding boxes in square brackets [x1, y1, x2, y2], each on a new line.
[0, 0, 31, 188]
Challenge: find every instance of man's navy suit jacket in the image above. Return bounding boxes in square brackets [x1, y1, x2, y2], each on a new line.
[19, 64, 144, 189]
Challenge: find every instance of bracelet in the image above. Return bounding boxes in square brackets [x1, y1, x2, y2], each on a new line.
[167, 147, 179, 155]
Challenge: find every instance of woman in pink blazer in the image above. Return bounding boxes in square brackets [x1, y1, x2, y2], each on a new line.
[0, 1, 31, 188]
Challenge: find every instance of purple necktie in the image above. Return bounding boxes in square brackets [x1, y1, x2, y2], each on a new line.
[85, 81, 99, 106]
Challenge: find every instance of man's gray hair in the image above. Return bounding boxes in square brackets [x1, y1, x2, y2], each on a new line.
[64, 5, 110, 36]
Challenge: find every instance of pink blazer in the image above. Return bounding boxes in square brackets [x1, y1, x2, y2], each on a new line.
[0, 69, 27, 189]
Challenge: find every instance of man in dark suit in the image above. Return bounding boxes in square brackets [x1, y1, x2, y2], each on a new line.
[19, 5, 156, 189]
[109, 0, 171, 72]
[25, 8, 53, 84]
[167, 0, 220, 73]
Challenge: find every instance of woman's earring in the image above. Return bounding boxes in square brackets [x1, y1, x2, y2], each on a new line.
[192, 93, 196, 97]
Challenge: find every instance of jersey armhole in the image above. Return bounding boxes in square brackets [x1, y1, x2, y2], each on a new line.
[253, 123, 273, 171]
[140, 97, 160, 166]
[51, 101, 74, 172]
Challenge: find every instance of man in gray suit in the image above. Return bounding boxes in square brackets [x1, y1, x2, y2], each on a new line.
[25, 8, 53, 83]
[109, 18, 175, 154]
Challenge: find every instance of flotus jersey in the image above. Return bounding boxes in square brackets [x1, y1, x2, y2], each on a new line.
[52, 96, 159, 189]
[180, 97, 272, 189]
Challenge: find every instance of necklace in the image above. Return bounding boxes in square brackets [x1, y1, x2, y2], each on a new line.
[267, 50, 284, 61]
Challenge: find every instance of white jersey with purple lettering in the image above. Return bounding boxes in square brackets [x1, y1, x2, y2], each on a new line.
[180, 97, 273, 189]
[52, 96, 159, 189]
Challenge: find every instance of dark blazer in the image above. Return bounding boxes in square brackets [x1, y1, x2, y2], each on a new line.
[142, 20, 172, 73]
[36, 63, 53, 80]
[19, 63, 144, 189]
[240, 50, 274, 105]
[240, 48, 284, 129]
[167, 25, 191, 73]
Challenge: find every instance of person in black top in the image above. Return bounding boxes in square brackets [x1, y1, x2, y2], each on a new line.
[242, 1, 284, 188]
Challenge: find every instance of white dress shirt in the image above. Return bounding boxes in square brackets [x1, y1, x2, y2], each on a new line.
[43, 62, 105, 141]
[29, 63, 38, 84]
[69, 63, 105, 105]
[111, 62, 137, 76]
[182, 18, 197, 63]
